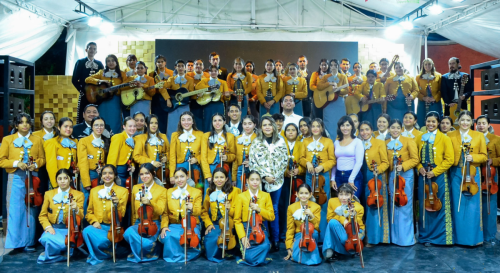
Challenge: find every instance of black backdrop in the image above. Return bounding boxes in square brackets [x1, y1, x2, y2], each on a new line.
[155, 40, 358, 75]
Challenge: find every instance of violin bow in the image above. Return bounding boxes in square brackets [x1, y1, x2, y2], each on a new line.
[289, 161, 294, 207]
[110, 191, 116, 263]
[242, 197, 253, 261]
[391, 155, 397, 224]
[184, 195, 190, 265]
[26, 156, 31, 228]
[140, 185, 144, 261]
[458, 143, 470, 212]
[222, 197, 228, 258]
[423, 164, 427, 229]
[351, 200, 365, 268]
[67, 194, 71, 267]
[373, 162, 381, 227]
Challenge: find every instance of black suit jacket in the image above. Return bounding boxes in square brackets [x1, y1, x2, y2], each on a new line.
[73, 122, 113, 140]
[204, 66, 228, 81]
[441, 72, 473, 109]
[72, 57, 104, 94]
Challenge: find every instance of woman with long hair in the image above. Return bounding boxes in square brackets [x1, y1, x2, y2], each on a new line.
[256, 59, 283, 117]
[227, 57, 253, 118]
[309, 59, 330, 120]
[355, 69, 386, 127]
[107, 117, 137, 185]
[245, 60, 260, 118]
[233, 115, 258, 190]
[284, 63, 308, 116]
[384, 62, 419, 121]
[149, 54, 174, 134]
[195, 65, 229, 132]
[416, 58, 443, 128]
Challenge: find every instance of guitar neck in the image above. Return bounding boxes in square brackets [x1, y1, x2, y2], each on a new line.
[366, 97, 386, 105]
[456, 77, 467, 106]
[108, 82, 130, 91]
[179, 87, 212, 98]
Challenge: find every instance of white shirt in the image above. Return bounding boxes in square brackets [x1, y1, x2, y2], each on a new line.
[230, 121, 240, 130]
[288, 140, 296, 152]
[282, 112, 303, 132]
[43, 128, 53, 134]
[250, 190, 259, 200]
[378, 130, 388, 139]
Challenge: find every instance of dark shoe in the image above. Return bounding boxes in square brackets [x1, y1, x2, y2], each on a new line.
[424, 243, 431, 247]
[24, 246, 36, 252]
[271, 241, 280, 252]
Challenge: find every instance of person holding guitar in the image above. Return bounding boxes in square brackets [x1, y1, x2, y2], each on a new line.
[187, 59, 210, 129]
[316, 59, 350, 140]
[233, 115, 258, 190]
[245, 60, 260, 118]
[415, 112, 454, 247]
[283, 63, 308, 116]
[82, 164, 129, 265]
[123, 54, 138, 77]
[376, 57, 396, 84]
[256, 59, 284, 118]
[475, 115, 500, 243]
[299, 118, 335, 242]
[355, 70, 387, 128]
[309, 59, 330, 120]
[384, 62, 419, 121]
[150, 55, 174, 134]
[227, 57, 253, 119]
[448, 111, 487, 246]
[416, 58, 443, 128]
[0, 113, 45, 252]
[195, 65, 229, 132]
[122, 61, 158, 118]
[441, 57, 473, 124]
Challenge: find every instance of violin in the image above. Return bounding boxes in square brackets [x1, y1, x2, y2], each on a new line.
[344, 199, 365, 268]
[460, 143, 479, 197]
[311, 156, 327, 205]
[107, 189, 123, 263]
[241, 151, 249, 192]
[188, 150, 201, 188]
[160, 151, 172, 189]
[125, 155, 134, 203]
[91, 151, 103, 188]
[366, 160, 383, 226]
[289, 160, 304, 205]
[138, 183, 158, 260]
[220, 146, 230, 174]
[242, 196, 265, 260]
[25, 156, 43, 228]
[298, 204, 316, 264]
[65, 193, 83, 267]
[217, 198, 236, 258]
[482, 148, 498, 215]
[70, 152, 79, 190]
[422, 164, 442, 230]
[180, 195, 200, 264]
[391, 155, 408, 213]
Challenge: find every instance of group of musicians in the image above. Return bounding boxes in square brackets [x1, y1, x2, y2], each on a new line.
[0, 41, 497, 267]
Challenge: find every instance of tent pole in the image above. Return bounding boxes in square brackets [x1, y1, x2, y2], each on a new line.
[424, 33, 428, 59]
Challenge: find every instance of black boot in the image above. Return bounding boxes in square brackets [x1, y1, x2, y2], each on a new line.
[271, 241, 280, 252]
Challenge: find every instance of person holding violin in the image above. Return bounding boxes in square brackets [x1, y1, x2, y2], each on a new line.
[44, 117, 79, 189]
[233, 115, 258, 190]
[107, 117, 137, 185]
[37, 169, 84, 263]
[384, 62, 419, 121]
[0, 113, 45, 252]
[227, 57, 253, 119]
[169, 111, 203, 187]
[439, 116, 455, 135]
[385, 119, 418, 246]
[83, 164, 129, 265]
[248, 116, 288, 251]
[201, 113, 236, 197]
[124, 163, 167, 263]
[233, 170, 275, 266]
[401, 112, 423, 140]
[132, 114, 169, 184]
[355, 69, 386, 127]
[283, 183, 321, 265]
[300, 118, 335, 242]
[256, 59, 283, 117]
[77, 116, 109, 214]
[358, 121, 390, 245]
[160, 167, 202, 263]
[475, 115, 500, 243]
[195, 65, 229, 132]
[415, 112, 454, 246]
[283, 63, 308, 116]
[448, 111, 487, 246]
[323, 184, 365, 261]
[201, 167, 241, 262]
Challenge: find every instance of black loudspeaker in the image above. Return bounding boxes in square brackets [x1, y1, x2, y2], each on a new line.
[8, 65, 26, 89]
[481, 67, 500, 90]
[482, 97, 500, 123]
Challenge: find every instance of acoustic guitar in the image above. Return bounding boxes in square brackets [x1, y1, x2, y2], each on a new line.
[121, 82, 165, 106]
[159, 85, 221, 113]
[313, 83, 349, 109]
[351, 94, 396, 114]
[85, 82, 134, 104]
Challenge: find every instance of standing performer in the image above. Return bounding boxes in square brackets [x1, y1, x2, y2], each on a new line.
[331, 116, 364, 198]
[256, 59, 283, 117]
[150, 55, 174, 134]
[317, 59, 349, 140]
[44, 117, 78, 189]
[195, 65, 229, 132]
[201, 167, 241, 263]
[384, 62, 418, 121]
[448, 111, 487, 246]
[201, 113, 236, 197]
[233, 115, 258, 190]
[72, 42, 104, 124]
[245, 60, 260, 118]
[309, 59, 330, 120]
[133, 112, 146, 137]
[77, 116, 109, 214]
[356, 70, 386, 127]
[300, 118, 336, 242]
[72, 105, 112, 140]
[440, 116, 455, 135]
[402, 112, 423, 140]
[126, 61, 157, 117]
[37, 169, 84, 263]
[124, 54, 137, 77]
[186, 60, 195, 73]
[205, 52, 228, 80]
[475, 115, 500, 243]
[82, 164, 129, 265]
[299, 118, 312, 140]
[282, 94, 303, 131]
[275, 60, 285, 78]
[234, 171, 275, 266]
[374, 114, 391, 141]
[225, 104, 243, 137]
[416, 58, 442, 128]
[249, 116, 288, 251]
[358, 121, 390, 245]
[441, 57, 473, 121]
[376, 58, 395, 84]
[297, 56, 313, 118]
[227, 57, 253, 118]
[386, 119, 418, 246]
[340, 59, 352, 77]
[416, 112, 454, 246]
[33, 111, 56, 199]
[322, 184, 365, 261]
[124, 163, 167, 263]
[0, 113, 45, 252]
[346, 62, 366, 115]
[187, 59, 210, 129]
[160, 167, 202, 263]
[283, 184, 322, 265]
[284, 63, 308, 117]
[107, 117, 137, 185]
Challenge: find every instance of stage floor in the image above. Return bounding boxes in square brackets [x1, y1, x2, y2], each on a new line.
[1, 238, 500, 272]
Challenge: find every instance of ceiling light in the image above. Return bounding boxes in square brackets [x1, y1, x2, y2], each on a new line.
[100, 22, 114, 34]
[385, 25, 402, 39]
[428, 4, 443, 15]
[400, 21, 413, 30]
[88, 15, 102, 27]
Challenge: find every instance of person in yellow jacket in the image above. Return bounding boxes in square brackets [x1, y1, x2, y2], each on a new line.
[233, 170, 275, 266]
[402, 111, 423, 140]
[256, 59, 284, 117]
[150, 54, 174, 134]
[283, 63, 308, 116]
[283, 183, 321, 265]
[322, 184, 364, 261]
[123, 163, 167, 263]
[201, 113, 236, 197]
[133, 114, 169, 184]
[37, 168, 84, 263]
[416, 58, 443, 128]
[124, 54, 137, 77]
[195, 65, 229, 132]
[0, 113, 45, 252]
[227, 57, 253, 118]
[384, 62, 419, 121]
[44, 117, 79, 189]
[122, 61, 158, 117]
[416, 111, 454, 246]
[355, 70, 387, 127]
[346, 62, 367, 115]
[309, 59, 330, 120]
[376, 57, 395, 84]
[82, 164, 129, 265]
[33, 110, 56, 142]
[187, 59, 210, 128]
[107, 117, 137, 186]
[201, 167, 241, 262]
[448, 110, 487, 246]
[233, 115, 258, 190]
[77, 116, 109, 214]
[159, 167, 202, 263]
